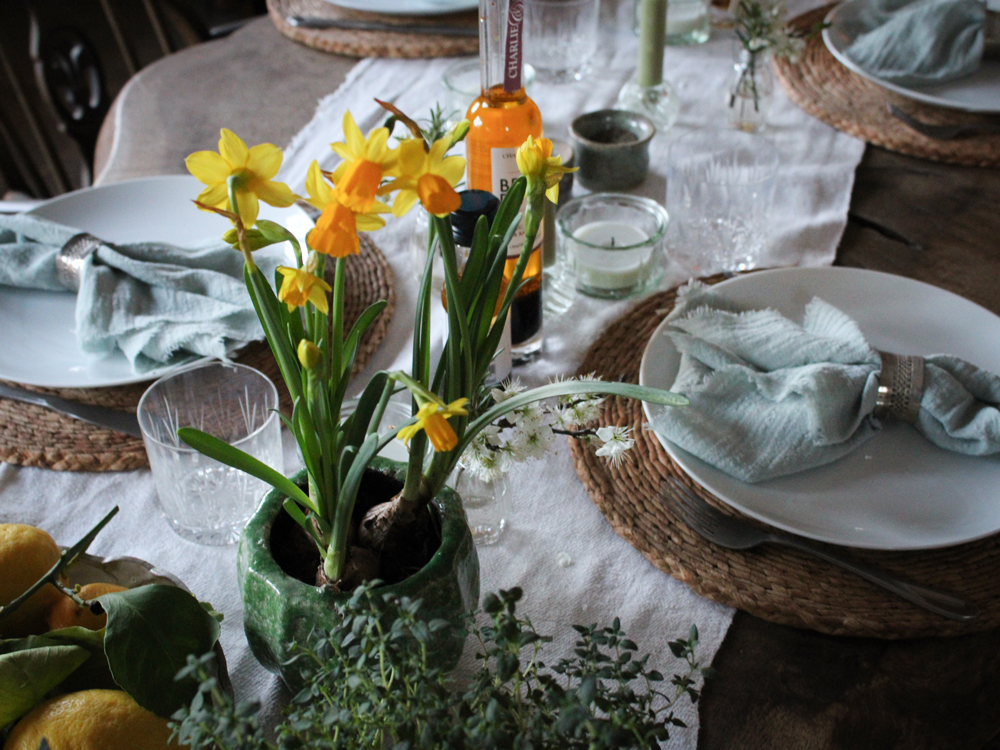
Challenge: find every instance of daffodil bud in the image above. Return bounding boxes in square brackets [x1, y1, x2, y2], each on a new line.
[297, 339, 322, 371]
[447, 119, 470, 149]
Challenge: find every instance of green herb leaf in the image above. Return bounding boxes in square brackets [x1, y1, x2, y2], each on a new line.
[100, 584, 221, 718]
[0, 644, 90, 725]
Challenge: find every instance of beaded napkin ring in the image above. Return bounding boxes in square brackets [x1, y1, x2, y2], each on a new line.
[875, 351, 925, 423]
[55, 232, 102, 291]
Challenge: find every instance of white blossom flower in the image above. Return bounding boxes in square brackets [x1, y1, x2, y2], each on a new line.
[491, 376, 526, 404]
[565, 397, 602, 427]
[508, 416, 554, 461]
[594, 425, 634, 468]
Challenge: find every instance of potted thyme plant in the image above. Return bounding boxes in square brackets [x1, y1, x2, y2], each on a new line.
[172, 583, 714, 750]
[179, 105, 686, 687]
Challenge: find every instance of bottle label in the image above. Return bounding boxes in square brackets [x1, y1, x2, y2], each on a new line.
[504, 0, 524, 93]
[491, 146, 542, 259]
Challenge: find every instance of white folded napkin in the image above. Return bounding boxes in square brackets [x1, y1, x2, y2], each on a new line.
[841, 0, 986, 86]
[0, 215, 281, 372]
[651, 282, 1000, 482]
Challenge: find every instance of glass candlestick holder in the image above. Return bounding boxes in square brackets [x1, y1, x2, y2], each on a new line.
[616, 76, 680, 133]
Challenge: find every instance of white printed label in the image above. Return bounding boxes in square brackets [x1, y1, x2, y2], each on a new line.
[490, 146, 542, 259]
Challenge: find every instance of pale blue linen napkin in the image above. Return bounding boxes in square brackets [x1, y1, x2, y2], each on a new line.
[840, 0, 986, 86]
[650, 282, 1000, 483]
[0, 214, 280, 373]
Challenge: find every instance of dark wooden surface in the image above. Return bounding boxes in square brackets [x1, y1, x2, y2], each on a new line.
[92, 18, 1000, 749]
[698, 147, 1000, 750]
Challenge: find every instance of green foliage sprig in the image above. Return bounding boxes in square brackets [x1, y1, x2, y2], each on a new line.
[172, 584, 713, 749]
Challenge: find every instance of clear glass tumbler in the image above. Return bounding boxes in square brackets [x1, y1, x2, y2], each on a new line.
[666, 129, 779, 275]
[524, 0, 599, 84]
[138, 362, 283, 546]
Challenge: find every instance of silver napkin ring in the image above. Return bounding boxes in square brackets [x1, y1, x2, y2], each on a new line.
[55, 233, 102, 291]
[875, 351, 925, 424]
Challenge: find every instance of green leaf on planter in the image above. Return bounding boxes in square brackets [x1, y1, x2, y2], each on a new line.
[100, 584, 221, 718]
[0, 644, 90, 725]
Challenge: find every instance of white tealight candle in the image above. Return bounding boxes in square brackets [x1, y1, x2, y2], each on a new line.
[572, 221, 651, 291]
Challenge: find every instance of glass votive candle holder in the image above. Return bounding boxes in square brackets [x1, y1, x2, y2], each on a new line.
[138, 362, 283, 546]
[441, 58, 536, 125]
[556, 193, 669, 300]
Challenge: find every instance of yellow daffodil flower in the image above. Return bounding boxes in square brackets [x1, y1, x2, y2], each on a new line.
[381, 137, 465, 217]
[397, 397, 469, 452]
[276, 265, 332, 314]
[329, 112, 397, 212]
[186, 129, 297, 228]
[515, 135, 577, 205]
[304, 161, 391, 258]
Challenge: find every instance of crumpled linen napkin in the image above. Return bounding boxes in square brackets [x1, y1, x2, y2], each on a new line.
[0, 214, 280, 373]
[840, 0, 986, 86]
[650, 282, 1000, 483]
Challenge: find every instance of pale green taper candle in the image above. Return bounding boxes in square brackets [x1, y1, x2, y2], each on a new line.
[637, 0, 667, 88]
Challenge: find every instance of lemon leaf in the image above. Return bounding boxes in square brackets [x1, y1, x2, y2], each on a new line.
[99, 584, 221, 718]
[0, 644, 90, 725]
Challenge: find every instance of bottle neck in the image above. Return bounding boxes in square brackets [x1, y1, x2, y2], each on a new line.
[480, 0, 524, 94]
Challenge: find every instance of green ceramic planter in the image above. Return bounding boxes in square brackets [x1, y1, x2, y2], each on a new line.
[237, 457, 480, 689]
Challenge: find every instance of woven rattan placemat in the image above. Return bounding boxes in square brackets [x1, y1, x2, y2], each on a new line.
[569, 284, 1000, 639]
[267, 0, 477, 58]
[775, 5, 1000, 168]
[0, 234, 395, 472]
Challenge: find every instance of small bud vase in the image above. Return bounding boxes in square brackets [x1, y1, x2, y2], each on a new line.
[727, 48, 774, 133]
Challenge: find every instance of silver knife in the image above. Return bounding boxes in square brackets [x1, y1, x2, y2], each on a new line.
[287, 15, 478, 37]
[0, 382, 143, 438]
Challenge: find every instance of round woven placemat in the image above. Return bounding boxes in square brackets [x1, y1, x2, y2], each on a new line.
[267, 0, 477, 58]
[775, 5, 1000, 168]
[570, 282, 1000, 639]
[0, 234, 395, 472]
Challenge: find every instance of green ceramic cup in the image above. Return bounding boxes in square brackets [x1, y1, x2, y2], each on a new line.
[237, 457, 480, 689]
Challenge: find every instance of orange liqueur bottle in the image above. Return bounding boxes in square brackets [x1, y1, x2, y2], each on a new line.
[466, 0, 543, 362]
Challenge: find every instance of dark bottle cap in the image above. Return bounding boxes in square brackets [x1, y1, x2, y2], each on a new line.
[451, 190, 500, 247]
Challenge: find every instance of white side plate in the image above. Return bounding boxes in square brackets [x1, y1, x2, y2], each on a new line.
[640, 267, 1000, 550]
[321, 0, 477, 16]
[0, 175, 309, 389]
[823, 0, 1000, 113]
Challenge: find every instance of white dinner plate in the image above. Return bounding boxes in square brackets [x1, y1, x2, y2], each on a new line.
[640, 267, 1000, 551]
[823, 0, 1000, 113]
[321, 0, 477, 15]
[1, 175, 310, 389]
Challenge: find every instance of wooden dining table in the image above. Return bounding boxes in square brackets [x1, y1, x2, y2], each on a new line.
[90, 15, 1000, 750]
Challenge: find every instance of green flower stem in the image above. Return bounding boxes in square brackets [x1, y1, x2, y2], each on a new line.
[226, 176, 256, 270]
[331, 258, 345, 382]
[434, 215, 474, 400]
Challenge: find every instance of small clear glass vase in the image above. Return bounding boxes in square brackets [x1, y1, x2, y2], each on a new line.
[451, 464, 510, 546]
[727, 48, 774, 133]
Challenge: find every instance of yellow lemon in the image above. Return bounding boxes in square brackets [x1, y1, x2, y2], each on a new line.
[46, 583, 128, 632]
[0, 524, 63, 638]
[4, 689, 175, 750]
